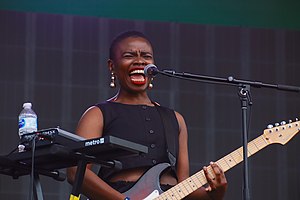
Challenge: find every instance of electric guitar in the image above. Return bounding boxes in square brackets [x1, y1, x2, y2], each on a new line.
[123, 120, 300, 200]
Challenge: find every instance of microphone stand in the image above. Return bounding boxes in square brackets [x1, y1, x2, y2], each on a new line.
[156, 70, 300, 200]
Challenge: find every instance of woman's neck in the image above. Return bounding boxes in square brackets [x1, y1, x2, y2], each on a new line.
[108, 91, 153, 106]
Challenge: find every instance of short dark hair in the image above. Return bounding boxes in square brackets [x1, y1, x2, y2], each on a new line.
[109, 31, 152, 60]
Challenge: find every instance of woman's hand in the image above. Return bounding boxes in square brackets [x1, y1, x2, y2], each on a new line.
[203, 162, 227, 200]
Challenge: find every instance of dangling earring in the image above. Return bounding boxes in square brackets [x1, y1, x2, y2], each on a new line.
[148, 78, 154, 89]
[110, 72, 116, 88]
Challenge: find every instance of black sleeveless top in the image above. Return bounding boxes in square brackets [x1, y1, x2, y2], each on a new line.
[96, 101, 179, 180]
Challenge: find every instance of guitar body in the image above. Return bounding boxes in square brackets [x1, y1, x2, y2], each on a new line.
[123, 163, 170, 200]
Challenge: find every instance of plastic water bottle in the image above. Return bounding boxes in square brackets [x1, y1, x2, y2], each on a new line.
[18, 102, 38, 138]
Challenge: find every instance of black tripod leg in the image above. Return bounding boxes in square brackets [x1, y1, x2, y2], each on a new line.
[69, 160, 88, 200]
[33, 173, 44, 200]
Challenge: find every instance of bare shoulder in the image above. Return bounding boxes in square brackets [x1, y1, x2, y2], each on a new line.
[174, 111, 187, 132]
[76, 106, 104, 139]
[82, 106, 102, 118]
[174, 111, 184, 122]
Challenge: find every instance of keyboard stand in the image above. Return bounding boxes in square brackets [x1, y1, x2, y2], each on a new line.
[32, 173, 43, 200]
[0, 135, 148, 200]
[70, 160, 87, 200]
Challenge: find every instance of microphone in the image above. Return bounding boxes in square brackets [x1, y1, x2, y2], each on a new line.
[144, 64, 159, 77]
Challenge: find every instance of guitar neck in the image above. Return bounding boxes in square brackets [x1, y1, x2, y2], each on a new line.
[155, 134, 270, 200]
[215, 134, 269, 173]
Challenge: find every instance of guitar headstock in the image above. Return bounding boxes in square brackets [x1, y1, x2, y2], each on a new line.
[263, 119, 300, 145]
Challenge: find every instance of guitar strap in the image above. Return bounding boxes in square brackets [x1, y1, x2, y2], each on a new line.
[155, 105, 179, 170]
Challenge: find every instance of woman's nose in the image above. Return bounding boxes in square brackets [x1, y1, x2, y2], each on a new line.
[134, 55, 146, 65]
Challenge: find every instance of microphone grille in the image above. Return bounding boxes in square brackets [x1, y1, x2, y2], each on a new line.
[144, 64, 156, 70]
[144, 64, 157, 75]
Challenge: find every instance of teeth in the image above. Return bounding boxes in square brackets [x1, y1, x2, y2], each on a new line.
[130, 69, 144, 75]
[131, 78, 145, 82]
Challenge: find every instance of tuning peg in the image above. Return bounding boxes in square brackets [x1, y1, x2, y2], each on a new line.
[296, 118, 299, 121]
[289, 120, 293, 123]
[267, 124, 274, 129]
[280, 121, 286, 125]
[275, 123, 280, 127]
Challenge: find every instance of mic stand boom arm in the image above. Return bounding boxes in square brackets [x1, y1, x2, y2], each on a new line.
[160, 70, 300, 92]
[158, 69, 300, 200]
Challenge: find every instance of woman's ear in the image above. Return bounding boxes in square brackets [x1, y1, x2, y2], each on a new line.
[108, 59, 114, 73]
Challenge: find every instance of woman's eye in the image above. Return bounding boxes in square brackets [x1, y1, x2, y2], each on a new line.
[144, 55, 153, 59]
[123, 54, 133, 58]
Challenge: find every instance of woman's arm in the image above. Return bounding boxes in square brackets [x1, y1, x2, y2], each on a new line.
[66, 106, 126, 200]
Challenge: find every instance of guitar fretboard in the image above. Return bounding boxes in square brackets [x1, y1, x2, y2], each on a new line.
[155, 135, 270, 200]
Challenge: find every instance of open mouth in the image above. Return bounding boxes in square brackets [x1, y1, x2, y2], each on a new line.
[129, 68, 146, 85]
